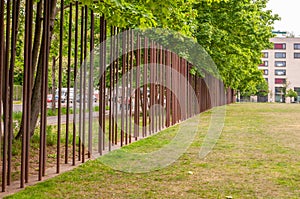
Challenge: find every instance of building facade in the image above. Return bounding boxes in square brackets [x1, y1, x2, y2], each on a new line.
[260, 36, 300, 102]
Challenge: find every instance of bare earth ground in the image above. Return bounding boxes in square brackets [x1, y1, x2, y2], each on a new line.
[5, 103, 300, 199]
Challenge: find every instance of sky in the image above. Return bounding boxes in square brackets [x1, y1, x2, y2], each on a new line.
[266, 0, 300, 36]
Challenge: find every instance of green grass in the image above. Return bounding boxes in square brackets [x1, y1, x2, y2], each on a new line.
[6, 103, 300, 198]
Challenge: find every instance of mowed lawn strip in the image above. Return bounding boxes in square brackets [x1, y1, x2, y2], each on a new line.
[6, 103, 300, 199]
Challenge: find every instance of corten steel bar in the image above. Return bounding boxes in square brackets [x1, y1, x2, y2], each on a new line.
[151, 41, 154, 134]
[125, 30, 129, 145]
[102, 19, 107, 151]
[177, 55, 180, 122]
[8, 0, 19, 186]
[99, 15, 106, 154]
[78, 6, 84, 162]
[44, 0, 51, 177]
[162, 47, 166, 129]
[88, 9, 94, 159]
[142, 37, 148, 137]
[165, 50, 171, 128]
[171, 52, 176, 125]
[157, 46, 161, 131]
[173, 53, 177, 124]
[109, 26, 113, 150]
[110, 26, 115, 147]
[121, 30, 126, 146]
[0, 0, 3, 190]
[158, 46, 163, 131]
[114, 27, 119, 145]
[2, 0, 10, 190]
[83, 5, 88, 162]
[153, 43, 157, 133]
[66, 2, 73, 163]
[149, 41, 154, 134]
[73, 1, 79, 166]
[22, 0, 33, 186]
[129, 29, 134, 143]
[57, 0, 64, 173]
[179, 57, 183, 121]
[39, 0, 50, 181]
[134, 33, 141, 140]
[183, 59, 187, 120]
[186, 62, 190, 118]
[26, 0, 33, 185]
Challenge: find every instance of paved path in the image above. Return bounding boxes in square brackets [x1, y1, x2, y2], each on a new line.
[46, 112, 106, 125]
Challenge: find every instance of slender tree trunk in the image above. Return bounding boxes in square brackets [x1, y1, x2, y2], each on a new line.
[51, 56, 56, 112]
[16, 0, 58, 139]
[31, 1, 43, 86]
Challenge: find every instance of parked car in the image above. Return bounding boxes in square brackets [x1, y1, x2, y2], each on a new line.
[47, 94, 54, 102]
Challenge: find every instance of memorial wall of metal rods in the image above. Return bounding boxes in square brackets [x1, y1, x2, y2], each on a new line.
[0, 0, 235, 192]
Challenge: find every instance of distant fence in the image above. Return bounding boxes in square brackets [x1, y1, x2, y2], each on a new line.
[0, 0, 235, 192]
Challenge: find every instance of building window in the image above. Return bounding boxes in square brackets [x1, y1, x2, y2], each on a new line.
[259, 61, 268, 67]
[275, 87, 283, 94]
[275, 78, 286, 84]
[295, 87, 300, 96]
[275, 69, 286, 76]
[262, 52, 268, 58]
[294, 87, 300, 102]
[275, 61, 286, 67]
[274, 43, 286, 49]
[294, 53, 300, 59]
[294, 44, 300, 50]
[275, 52, 286, 58]
[275, 87, 284, 102]
[261, 69, 268, 75]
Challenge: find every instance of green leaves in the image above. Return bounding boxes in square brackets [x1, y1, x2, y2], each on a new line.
[194, 0, 278, 92]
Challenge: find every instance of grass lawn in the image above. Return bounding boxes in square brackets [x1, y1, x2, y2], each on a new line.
[6, 103, 300, 198]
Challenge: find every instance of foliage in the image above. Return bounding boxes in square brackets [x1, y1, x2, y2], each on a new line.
[285, 89, 297, 99]
[194, 0, 278, 92]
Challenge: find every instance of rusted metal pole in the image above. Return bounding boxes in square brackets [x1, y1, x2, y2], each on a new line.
[114, 27, 119, 145]
[142, 37, 148, 137]
[78, 5, 84, 162]
[39, 0, 49, 181]
[102, 19, 107, 151]
[65, 2, 73, 164]
[121, 30, 126, 146]
[2, 0, 10, 190]
[110, 26, 115, 147]
[82, 5, 88, 162]
[109, 26, 114, 151]
[149, 41, 153, 134]
[165, 50, 171, 128]
[125, 30, 129, 145]
[99, 15, 106, 154]
[78, 7, 84, 161]
[7, 0, 19, 186]
[21, 0, 33, 186]
[88, 9, 94, 158]
[57, 0, 64, 173]
[0, 0, 4, 189]
[171, 52, 176, 125]
[129, 29, 134, 143]
[73, 1, 79, 166]
[134, 33, 140, 140]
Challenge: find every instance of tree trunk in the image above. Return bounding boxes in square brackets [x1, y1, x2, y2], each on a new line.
[16, 0, 58, 139]
[31, 1, 43, 86]
[51, 56, 56, 112]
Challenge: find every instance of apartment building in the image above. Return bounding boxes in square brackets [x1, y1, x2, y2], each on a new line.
[260, 36, 300, 102]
